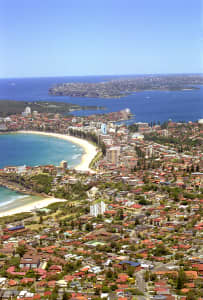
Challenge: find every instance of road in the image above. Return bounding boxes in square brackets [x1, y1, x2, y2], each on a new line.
[136, 270, 146, 293]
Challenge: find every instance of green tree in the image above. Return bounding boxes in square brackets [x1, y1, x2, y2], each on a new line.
[63, 292, 70, 300]
[85, 223, 93, 231]
[153, 244, 170, 256]
[39, 215, 43, 224]
[16, 244, 26, 257]
[176, 268, 187, 290]
[186, 291, 197, 300]
[144, 270, 150, 282]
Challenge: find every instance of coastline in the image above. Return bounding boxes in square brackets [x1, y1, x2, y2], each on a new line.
[0, 196, 66, 218]
[15, 130, 98, 172]
[0, 130, 98, 218]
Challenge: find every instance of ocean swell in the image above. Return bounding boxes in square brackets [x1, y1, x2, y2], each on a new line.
[0, 194, 27, 208]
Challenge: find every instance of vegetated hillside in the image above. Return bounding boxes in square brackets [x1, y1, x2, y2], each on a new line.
[49, 74, 203, 98]
[0, 100, 102, 117]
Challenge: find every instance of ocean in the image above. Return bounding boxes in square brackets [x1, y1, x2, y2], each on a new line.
[0, 75, 202, 123]
[0, 133, 83, 210]
[0, 186, 46, 215]
[0, 186, 27, 208]
[0, 133, 83, 169]
[0, 75, 202, 211]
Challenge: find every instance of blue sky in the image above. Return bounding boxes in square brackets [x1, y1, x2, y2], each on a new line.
[0, 0, 202, 78]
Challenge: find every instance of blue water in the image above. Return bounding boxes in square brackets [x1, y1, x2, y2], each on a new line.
[0, 75, 202, 123]
[0, 186, 27, 208]
[0, 75, 202, 209]
[0, 133, 83, 169]
[0, 133, 84, 208]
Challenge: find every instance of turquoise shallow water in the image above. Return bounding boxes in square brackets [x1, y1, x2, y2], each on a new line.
[0, 133, 83, 209]
[0, 186, 44, 214]
[0, 186, 27, 207]
[0, 133, 83, 169]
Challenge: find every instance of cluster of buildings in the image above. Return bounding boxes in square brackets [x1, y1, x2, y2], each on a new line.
[0, 109, 202, 299]
[49, 75, 203, 98]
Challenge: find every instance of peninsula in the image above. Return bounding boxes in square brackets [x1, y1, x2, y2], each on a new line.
[0, 100, 104, 117]
[49, 74, 203, 98]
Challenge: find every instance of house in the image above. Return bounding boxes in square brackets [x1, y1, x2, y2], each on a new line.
[20, 253, 40, 269]
[49, 265, 62, 273]
[119, 260, 141, 270]
[0, 246, 15, 257]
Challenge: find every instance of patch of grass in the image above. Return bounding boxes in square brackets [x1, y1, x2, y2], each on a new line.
[0, 212, 33, 225]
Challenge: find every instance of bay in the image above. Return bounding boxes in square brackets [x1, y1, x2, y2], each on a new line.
[0, 133, 83, 209]
[0, 75, 202, 212]
[0, 75, 202, 123]
[0, 133, 83, 169]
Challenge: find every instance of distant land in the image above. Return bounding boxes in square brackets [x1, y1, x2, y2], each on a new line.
[0, 100, 104, 117]
[49, 74, 203, 98]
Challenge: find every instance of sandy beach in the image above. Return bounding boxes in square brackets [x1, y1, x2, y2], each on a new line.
[0, 196, 66, 218]
[0, 130, 98, 217]
[16, 130, 98, 172]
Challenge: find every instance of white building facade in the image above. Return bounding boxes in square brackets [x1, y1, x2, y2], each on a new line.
[90, 201, 106, 217]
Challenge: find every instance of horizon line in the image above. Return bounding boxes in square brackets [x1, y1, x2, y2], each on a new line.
[0, 72, 202, 80]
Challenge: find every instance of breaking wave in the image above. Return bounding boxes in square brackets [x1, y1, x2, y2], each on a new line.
[72, 153, 81, 160]
[0, 194, 27, 208]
